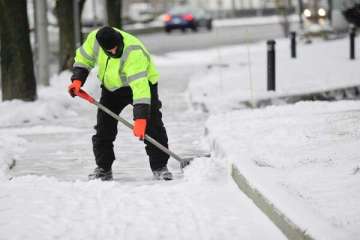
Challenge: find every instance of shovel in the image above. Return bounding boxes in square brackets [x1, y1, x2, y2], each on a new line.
[75, 89, 191, 169]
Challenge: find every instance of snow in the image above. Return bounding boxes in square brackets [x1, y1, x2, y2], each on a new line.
[213, 15, 299, 28]
[1, 26, 359, 239]
[206, 101, 360, 239]
[188, 37, 360, 113]
[0, 160, 287, 239]
[0, 71, 75, 127]
[0, 135, 24, 181]
[186, 36, 360, 238]
[0, 44, 285, 238]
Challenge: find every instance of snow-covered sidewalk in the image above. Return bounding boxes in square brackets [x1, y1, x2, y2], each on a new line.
[186, 37, 360, 239]
[0, 60, 285, 238]
[0, 168, 286, 239]
[1, 31, 359, 240]
[206, 101, 360, 239]
[188, 36, 360, 113]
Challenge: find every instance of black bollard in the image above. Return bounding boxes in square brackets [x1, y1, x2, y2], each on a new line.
[291, 31, 297, 58]
[350, 26, 356, 60]
[267, 40, 276, 91]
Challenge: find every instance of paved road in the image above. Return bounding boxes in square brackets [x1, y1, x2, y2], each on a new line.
[139, 23, 288, 55]
[46, 22, 292, 66]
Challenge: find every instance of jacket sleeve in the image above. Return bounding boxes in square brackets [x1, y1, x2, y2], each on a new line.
[124, 48, 151, 120]
[71, 67, 89, 84]
[71, 31, 98, 84]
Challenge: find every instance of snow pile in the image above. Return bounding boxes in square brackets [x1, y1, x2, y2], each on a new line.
[0, 98, 75, 127]
[0, 163, 285, 240]
[0, 70, 101, 127]
[0, 71, 74, 127]
[183, 156, 228, 183]
[188, 37, 360, 113]
[205, 100, 360, 239]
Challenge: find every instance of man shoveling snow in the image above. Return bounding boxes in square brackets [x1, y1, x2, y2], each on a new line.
[68, 26, 172, 181]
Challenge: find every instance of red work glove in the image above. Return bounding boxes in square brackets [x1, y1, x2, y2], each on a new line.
[133, 119, 147, 140]
[68, 80, 82, 97]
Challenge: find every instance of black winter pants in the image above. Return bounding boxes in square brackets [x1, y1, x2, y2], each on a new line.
[92, 83, 169, 171]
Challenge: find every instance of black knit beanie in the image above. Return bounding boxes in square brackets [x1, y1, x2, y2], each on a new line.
[96, 26, 123, 51]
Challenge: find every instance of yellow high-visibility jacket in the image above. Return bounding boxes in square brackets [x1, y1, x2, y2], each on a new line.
[73, 28, 159, 107]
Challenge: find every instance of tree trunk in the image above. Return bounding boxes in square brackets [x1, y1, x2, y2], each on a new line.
[106, 0, 122, 29]
[0, 0, 37, 101]
[55, 0, 76, 71]
[78, 0, 86, 42]
[55, 0, 86, 72]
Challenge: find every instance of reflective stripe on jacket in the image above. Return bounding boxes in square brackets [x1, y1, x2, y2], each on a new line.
[73, 28, 159, 105]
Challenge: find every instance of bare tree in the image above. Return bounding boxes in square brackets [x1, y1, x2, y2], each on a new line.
[55, 0, 86, 71]
[0, 0, 37, 101]
[106, 0, 122, 28]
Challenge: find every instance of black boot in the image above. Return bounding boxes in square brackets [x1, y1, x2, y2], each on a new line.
[152, 166, 173, 181]
[88, 167, 113, 181]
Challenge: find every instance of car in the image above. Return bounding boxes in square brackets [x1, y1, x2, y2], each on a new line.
[301, 2, 332, 37]
[163, 5, 213, 33]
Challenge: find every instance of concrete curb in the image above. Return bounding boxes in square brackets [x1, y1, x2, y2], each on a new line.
[239, 85, 360, 109]
[231, 165, 315, 240]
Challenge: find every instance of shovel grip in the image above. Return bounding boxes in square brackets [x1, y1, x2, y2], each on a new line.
[76, 89, 95, 104]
